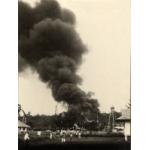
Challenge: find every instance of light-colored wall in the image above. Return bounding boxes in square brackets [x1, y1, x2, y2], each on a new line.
[124, 122, 130, 136]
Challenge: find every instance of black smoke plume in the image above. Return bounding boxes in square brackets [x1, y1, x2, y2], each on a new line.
[19, 0, 99, 116]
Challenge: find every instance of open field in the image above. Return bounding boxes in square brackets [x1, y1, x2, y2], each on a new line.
[19, 131, 130, 150]
[19, 139, 130, 150]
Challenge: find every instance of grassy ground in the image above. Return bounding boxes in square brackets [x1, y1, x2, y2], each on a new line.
[19, 131, 130, 150]
[18, 130, 125, 143]
[19, 139, 130, 150]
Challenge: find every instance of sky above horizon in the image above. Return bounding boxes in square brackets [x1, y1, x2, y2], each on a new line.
[19, 0, 130, 115]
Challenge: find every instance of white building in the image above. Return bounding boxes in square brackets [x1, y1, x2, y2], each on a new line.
[18, 120, 30, 133]
[116, 109, 131, 141]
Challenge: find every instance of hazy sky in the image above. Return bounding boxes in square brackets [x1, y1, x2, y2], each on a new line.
[19, 0, 130, 115]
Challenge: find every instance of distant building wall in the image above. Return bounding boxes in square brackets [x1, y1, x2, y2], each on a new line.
[124, 121, 130, 136]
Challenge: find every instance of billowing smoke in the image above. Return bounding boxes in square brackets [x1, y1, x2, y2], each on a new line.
[19, 0, 99, 116]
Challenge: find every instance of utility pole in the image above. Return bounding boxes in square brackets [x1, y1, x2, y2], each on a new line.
[55, 104, 58, 115]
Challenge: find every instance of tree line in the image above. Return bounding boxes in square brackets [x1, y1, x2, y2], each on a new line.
[19, 111, 121, 131]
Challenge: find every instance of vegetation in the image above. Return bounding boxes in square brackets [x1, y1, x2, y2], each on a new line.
[23, 111, 121, 131]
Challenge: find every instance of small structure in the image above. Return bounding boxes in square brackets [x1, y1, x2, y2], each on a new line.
[116, 109, 131, 141]
[18, 120, 30, 133]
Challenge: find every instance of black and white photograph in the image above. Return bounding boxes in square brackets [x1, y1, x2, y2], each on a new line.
[18, 0, 131, 149]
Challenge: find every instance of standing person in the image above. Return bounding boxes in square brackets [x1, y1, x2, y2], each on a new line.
[37, 131, 41, 136]
[63, 132, 66, 143]
[61, 132, 66, 143]
[75, 130, 78, 136]
[24, 131, 30, 145]
[69, 131, 73, 142]
[60, 130, 63, 142]
[49, 131, 53, 141]
[60, 130, 63, 143]
[60, 130, 63, 137]
[78, 131, 81, 139]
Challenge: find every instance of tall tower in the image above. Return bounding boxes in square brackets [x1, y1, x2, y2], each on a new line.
[108, 106, 116, 132]
[55, 104, 58, 115]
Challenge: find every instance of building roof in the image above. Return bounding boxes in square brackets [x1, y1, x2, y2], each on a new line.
[116, 109, 130, 121]
[18, 120, 30, 128]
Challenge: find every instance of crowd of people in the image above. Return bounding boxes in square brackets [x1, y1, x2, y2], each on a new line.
[49, 129, 82, 143]
[22, 129, 83, 144]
